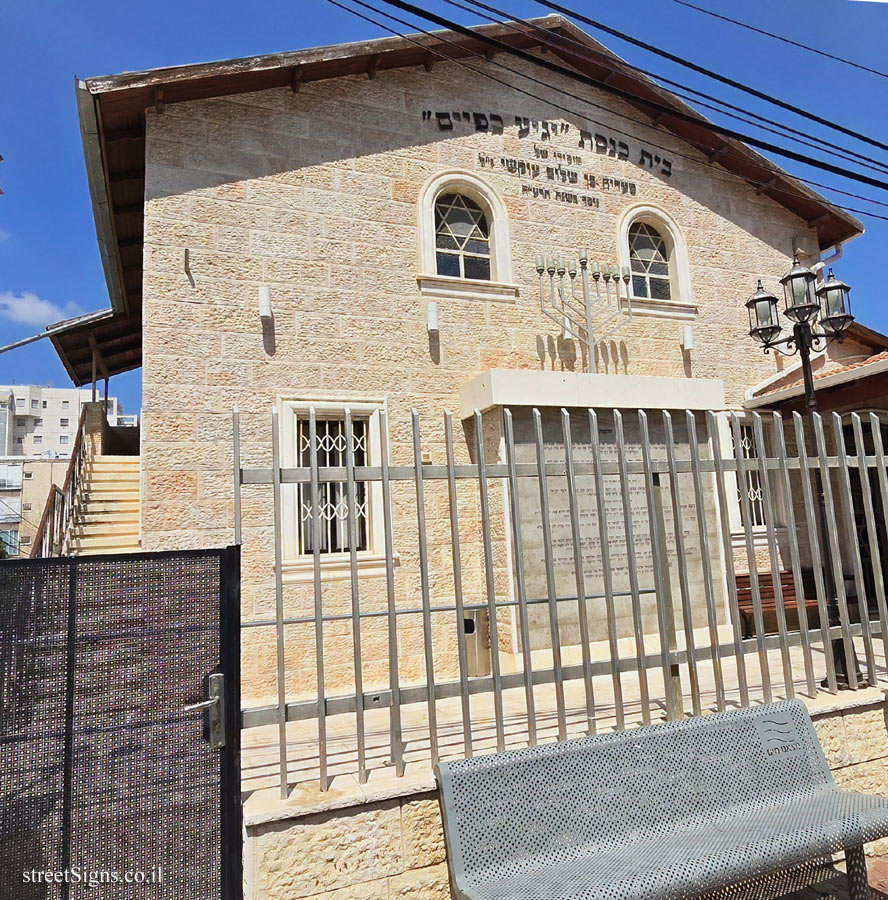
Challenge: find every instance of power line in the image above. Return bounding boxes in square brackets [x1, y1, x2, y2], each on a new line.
[374, 0, 888, 192]
[329, 0, 888, 222]
[449, 0, 888, 178]
[0, 495, 42, 532]
[530, 0, 888, 156]
[672, 0, 888, 81]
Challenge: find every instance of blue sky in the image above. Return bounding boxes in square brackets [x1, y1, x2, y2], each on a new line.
[1, 0, 887, 414]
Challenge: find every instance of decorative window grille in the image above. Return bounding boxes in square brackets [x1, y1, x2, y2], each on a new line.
[434, 193, 491, 281]
[629, 221, 672, 300]
[735, 424, 766, 528]
[297, 417, 369, 555]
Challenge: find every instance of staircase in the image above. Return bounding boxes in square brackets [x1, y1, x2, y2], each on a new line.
[66, 456, 141, 555]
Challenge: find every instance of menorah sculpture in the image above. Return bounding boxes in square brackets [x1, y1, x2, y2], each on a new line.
[536, 253, 633, 374]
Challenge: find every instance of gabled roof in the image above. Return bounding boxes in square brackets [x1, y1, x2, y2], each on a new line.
[70, 15, 864, 379]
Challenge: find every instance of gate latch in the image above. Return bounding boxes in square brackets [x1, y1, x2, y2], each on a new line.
[183, 672, 226, 749]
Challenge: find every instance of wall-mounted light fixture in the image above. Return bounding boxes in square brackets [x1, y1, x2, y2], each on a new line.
[427, 301, 439, 333]
[258, 285, 273, 321]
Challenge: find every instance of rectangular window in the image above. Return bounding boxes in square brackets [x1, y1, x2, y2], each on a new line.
[62, 400, 70, 410]
[42, 400, 47, 409]
[735, 423, 766, 529]
[31, 400, 38, 409]
[296, 416, 369, 555]
[59, 435, 69, 445]
[60, 418, 69, 427]
[0, 530, 19, 555]
[0, 464, 22, 490]
[34, 418, 42, 427]
[23, 471, 33, 479]
[16, 418, 25, 426]
[15, 398, 24, 408]
[33, 435, 42, 445]
[21, 535, 31, 546]
[15, 438, 22, 445]
[22, 502, 32, 511]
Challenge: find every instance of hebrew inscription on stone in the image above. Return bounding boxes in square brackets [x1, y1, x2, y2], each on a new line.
[509, 408, 725, 651]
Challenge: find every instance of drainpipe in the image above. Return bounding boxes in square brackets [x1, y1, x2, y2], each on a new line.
[813, 243, 843, 278]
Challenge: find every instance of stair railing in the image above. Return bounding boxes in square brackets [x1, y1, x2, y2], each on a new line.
[30, 404, 93, 558]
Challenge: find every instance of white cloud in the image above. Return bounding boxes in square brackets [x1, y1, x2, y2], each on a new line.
[0, 229, 10, 242]
[0, 291, 83, 327]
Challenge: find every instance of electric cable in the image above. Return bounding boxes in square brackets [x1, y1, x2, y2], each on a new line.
[0, 495, 42, 533]
[372, 0, 888, 192]
[671, 0, 888, 82]
[329, 0, 888, 221]
[449, 0, 888, 178]
[530, 0, 888, 155]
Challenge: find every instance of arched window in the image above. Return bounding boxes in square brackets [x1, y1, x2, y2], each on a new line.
[434, 193, 491, 281]
[617, 204, 695, 318]
[417, 171, 518, 302]
[628, 221, 672, 301]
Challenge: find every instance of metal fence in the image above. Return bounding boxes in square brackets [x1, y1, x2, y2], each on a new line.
[234, 406, 888, 797]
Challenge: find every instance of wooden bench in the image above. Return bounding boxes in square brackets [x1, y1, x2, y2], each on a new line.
[436, 700, 888, 900]
[736, 570, 821, 638]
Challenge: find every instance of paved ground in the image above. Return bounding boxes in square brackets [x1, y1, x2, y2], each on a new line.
[792, 859, 888, 898]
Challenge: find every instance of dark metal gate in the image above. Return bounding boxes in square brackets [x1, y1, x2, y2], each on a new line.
[0, 547, 241, 899]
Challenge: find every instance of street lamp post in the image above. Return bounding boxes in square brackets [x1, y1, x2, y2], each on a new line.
[746, 257, 857, 686]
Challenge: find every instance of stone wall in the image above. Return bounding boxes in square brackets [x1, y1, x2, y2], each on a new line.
[244, 699, 888, 899]
[140, 51, 821, 706]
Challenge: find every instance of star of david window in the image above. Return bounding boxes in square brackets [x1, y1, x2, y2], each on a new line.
[629, 221, 672, 301]
[297, 417, 369, 554]
[434, 193, 491, 281]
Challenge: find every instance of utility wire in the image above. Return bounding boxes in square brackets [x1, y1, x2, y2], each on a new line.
[0, 495, 42, 532]
[449, 0, 888, 178]
[672, 0, 888, 81]
[330, 0, 888, 221]
[530, 0, 888, 156]
[374, 0, 888, 192]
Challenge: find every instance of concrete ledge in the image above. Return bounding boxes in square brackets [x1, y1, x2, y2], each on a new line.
[459, 369, 726, 419]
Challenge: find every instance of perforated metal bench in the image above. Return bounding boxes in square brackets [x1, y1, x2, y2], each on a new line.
[436, 700, 888, 900]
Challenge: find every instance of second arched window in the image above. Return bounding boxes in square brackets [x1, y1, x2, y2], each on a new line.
[435, 193, 491, 281]
[628, 221, 672, 300]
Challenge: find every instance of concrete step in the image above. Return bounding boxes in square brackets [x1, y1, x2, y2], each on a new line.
[81, 485, 140, 497]
[68, 534, 141, 553]
[71, 523, 139, 539]
[76, 510, 140, 525]
[90, 455, 139, 464]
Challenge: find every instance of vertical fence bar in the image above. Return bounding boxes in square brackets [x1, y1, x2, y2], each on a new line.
[662, 412, 701, 716]
[561, 409, 598, 734]
[589, 410, 625, 729]
[308, 408, 329, 788]
[792, 412, 837, 693]
[343, 408, 368, 783]
[853, 414, 888, 677]
[639, 411, 678, 720]
[474, 409, 506, 752]
[532, 408, 567, 740]
[503, 408, 537, 746]
[685, 411, 725, 712]
[832, 412, 876, 685]
[868, 414, 888, 679]
[706, 412, 749, 706]
[445, 411, 473, 758]
[614, 410, 651, 725]
[270, 407, 289, 799]
[232, 406, 242, 546]
[812, 412, 859, 689]
[379, 411, 404, 775]
[750, 412, 795, 698]
[771, 412, 816, 697]
[730, 414, 773, 703]
[411, 410, 439, 764]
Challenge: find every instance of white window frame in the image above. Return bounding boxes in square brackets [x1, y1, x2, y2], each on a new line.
[416, 169, 518, 304]
[279, 396, 396, 583]
[618, 203, 696, 319]
[715, 413, 786, 546]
